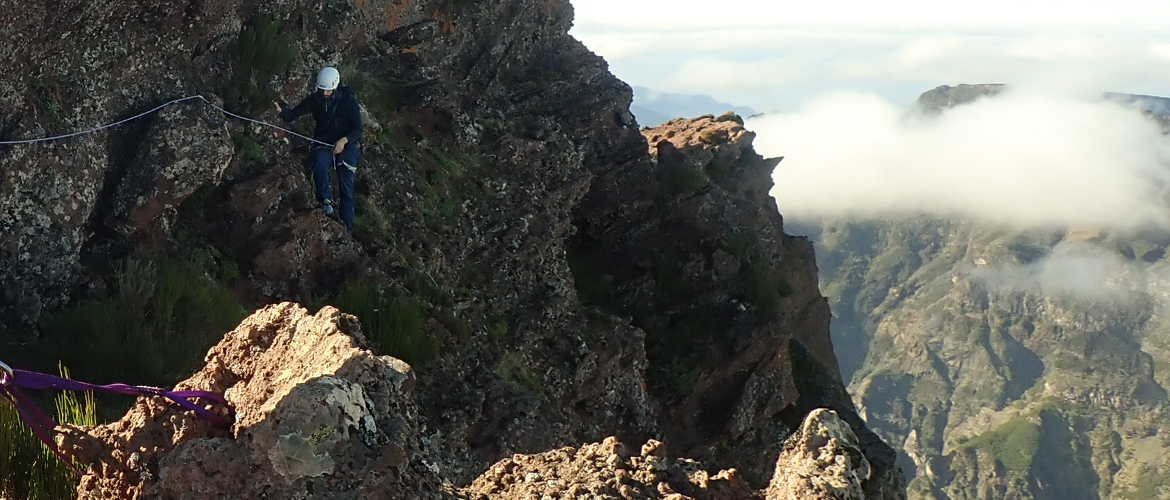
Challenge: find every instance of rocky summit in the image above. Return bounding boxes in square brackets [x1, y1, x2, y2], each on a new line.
[0, 0, 901, 498]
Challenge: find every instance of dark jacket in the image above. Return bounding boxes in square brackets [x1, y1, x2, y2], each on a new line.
[279, 86, 362, 145]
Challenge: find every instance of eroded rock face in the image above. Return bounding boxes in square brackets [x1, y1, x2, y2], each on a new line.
[71, 303, 442, 499]
[106, 98, 234, 237]
[570, 114, 902, 496]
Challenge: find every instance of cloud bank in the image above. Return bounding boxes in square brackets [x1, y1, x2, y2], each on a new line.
[572, 1, 1170, 31]
[750, 89, 1170, 230]
[967, 242, 1144, 301]
[571, 2, 1170, 108]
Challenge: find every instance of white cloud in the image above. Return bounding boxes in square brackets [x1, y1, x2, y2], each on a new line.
[662, 58, 796, 91]
[570, 2, 1170, 105]
[750, 89, 1170, 230]
[572, 0, 1170, 30]
[968, 242, 1137, 300]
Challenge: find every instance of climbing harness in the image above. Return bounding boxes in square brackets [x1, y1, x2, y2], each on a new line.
[0, 94, 332, 148]
[0, 361, 232, 473]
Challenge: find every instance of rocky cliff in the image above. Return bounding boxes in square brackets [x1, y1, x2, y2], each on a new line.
[0, 0, 901, 497]
[799, 85, 1170, 499]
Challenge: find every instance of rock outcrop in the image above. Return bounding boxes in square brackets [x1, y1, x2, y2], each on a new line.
[913, 84, 1005, 115]
[71, 303, 441, 499]
[106, 98, 234, 238]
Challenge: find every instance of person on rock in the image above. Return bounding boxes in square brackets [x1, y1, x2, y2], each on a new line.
[274, 66, 362, 232]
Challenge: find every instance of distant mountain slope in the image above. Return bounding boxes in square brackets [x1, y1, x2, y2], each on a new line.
[797, 85, 1170, 499]
[630, 104, 672, 128]
[632, 86, 757, 127]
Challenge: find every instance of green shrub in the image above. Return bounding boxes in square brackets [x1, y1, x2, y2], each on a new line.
[488, 319, 509, 341]
[726, 233, 794, 317]
[403, 147, 486, 224]
[747, 260, 793, 316]
[224, 17, 297, 115]
[0, 364, 97, 500]
[231, 131, 266, 173]
[495, 352, 542, 395]
[657, 163, 708, 197]
[40, 255, 246, 388]
[331, 284, 438, 366]
[338, 63, 417, 132]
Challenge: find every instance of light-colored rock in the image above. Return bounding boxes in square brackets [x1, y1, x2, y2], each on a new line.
[766, 409, 872, 500]
[71, 302, 444, 499]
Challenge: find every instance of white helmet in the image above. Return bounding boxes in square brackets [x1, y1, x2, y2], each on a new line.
[316, 67, 340, 91]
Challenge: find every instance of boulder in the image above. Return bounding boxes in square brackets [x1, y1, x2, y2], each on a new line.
[71, 302, 444, 499]
[107, 97, 234, 237]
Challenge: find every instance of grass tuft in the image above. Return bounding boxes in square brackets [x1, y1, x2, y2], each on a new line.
[223, 17, 297, 115]
[330, 283, 438, 366]
[40, 255, 246, 389]
[0, 364, 97, 500]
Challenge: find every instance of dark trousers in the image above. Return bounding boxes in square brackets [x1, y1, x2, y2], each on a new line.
[311, 143, 359, 232]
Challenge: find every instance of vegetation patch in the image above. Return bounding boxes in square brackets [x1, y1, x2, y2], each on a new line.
[644, 309, 730, 401]
[1121, 465, 1170, 499]
[566, 244, 618, 308]
[354, 192, 395, 244]
[231, 130, 266, 175]
[956, 415, 1042, 473]
[723, 232, 793, 317]
[488, 319, 509, 341]
[495, 352, 542, 396]
[40, 254, 246, 390]
[224, 17, 297, 115]
[338, 62, 426, 143]
[330, 283, 438, 366]
[0, 364, 97, 500]
[747, 260, 793, 316]
[657, 163, 708, 198]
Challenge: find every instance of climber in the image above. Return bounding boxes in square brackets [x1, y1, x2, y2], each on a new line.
[274, 66, 363, 232]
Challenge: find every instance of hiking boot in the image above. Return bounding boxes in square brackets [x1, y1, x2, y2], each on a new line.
[323, 199, 335, 216]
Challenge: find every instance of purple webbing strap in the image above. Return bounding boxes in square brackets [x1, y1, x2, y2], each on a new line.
[9, 369, 232, 426]
[0, 365, 233, 473]
[2, 383, 81, 472]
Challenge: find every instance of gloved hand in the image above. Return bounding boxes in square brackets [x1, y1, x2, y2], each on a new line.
[334, 137, 348, 155]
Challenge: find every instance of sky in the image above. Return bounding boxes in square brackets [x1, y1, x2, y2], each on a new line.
[572, 0, 1170, 237]
[570, 0, 1170, 111]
